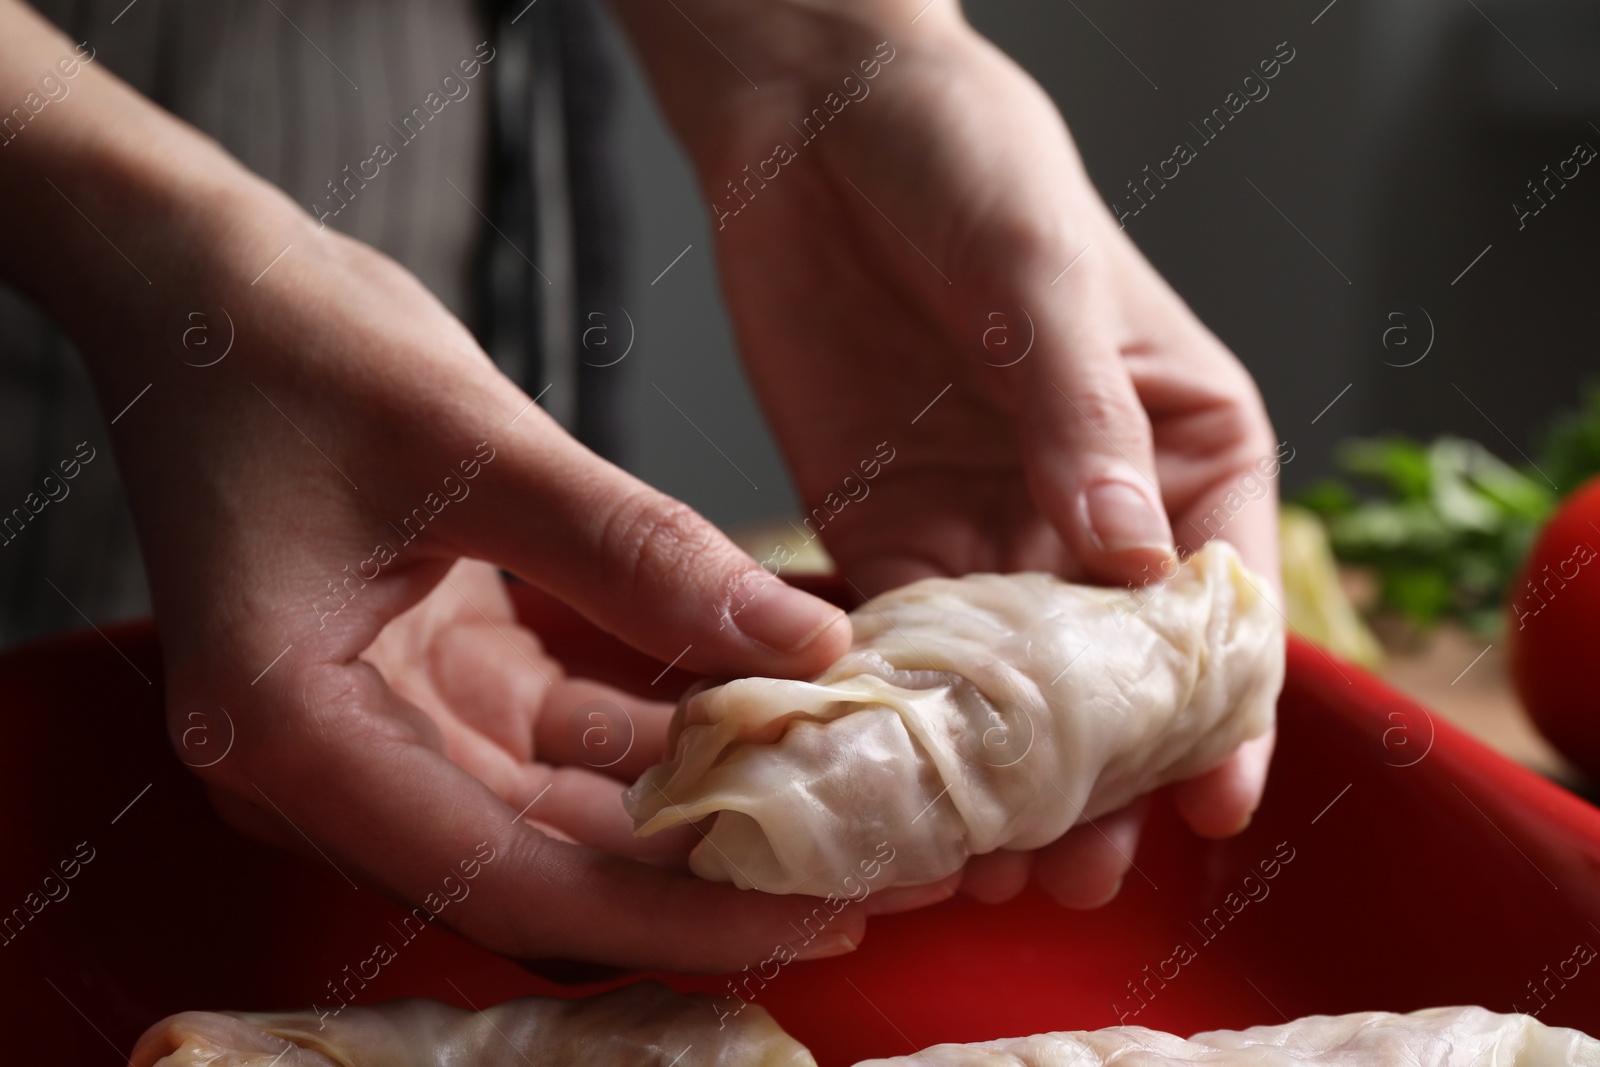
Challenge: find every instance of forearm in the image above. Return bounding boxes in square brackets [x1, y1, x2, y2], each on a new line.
[605, 0, 967, 168]
[0, 0, 300, 375]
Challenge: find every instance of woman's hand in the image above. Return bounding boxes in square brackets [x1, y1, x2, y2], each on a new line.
[128, 213, 872, 971]
[0, 0, 865, 970]
[615, 0, 1283, 909]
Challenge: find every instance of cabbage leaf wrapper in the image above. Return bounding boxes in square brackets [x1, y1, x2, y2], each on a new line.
[626, 541, 1284, 895]
[130, 981, 816, 1067]
[853, 1007, 1600, 1067]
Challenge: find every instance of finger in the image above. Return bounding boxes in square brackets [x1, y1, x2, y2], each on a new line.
[532, 677, 676, 783]
[204, 717, 691, 870]
[463, 417, 851, 680]
[389, 570, 555, 764]
[1112, 280, 1282, 587]
[838, 553, 950, 602]
[1014, 254, 1175, 585]
[1171, 728, 1276, 839]
[216, 661, 865, 972]
[1033, 798, 1148, 908]
[515, 767, 701, 867]
[373, 559, 680, 781]
[863, 872, 962, 916]
[957, 849, 1034, 904]
[426, 623, 680, 785]
[343, 672, 700, 866]
[1170, 461, 1282, 594]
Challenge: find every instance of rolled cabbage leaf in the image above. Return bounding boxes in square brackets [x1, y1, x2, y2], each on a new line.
[626, 541, 1284, 895]
[854, 1007, 1600, 1067]
[130, 981, 816, 1067]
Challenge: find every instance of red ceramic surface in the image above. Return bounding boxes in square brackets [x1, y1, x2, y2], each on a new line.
[2, 579, 1598, 1065]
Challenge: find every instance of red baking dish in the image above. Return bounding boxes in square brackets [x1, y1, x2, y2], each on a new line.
[2, 578, 1598, 1066]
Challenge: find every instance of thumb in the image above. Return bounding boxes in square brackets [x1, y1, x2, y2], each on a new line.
[465, 412, 851, 679]
[1016, 262, 1175, 585]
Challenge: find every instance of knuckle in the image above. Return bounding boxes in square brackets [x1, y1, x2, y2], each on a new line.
[957, 201, 1101, 300]
[1194, 337, 1270, 417]
[1063, 381, 1151, 449]
[598, 493, 729, 603]
[976, 214, 1086, 290]
[1213, 374, 1278, 460]
[989, 215, 1061, 271]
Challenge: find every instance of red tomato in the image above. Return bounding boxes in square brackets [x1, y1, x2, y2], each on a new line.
[1507, 474, 1600, 779]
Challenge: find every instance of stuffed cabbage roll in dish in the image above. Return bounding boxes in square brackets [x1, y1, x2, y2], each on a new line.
[625, 540, 1283, 895]
[130, 981, 815, 1067]
[854, 1006, 1600, 1067]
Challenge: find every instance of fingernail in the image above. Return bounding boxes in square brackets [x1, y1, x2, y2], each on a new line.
[790, 931, 857, 961]
[1084, 480, 1174, 555]
[736, 586, 846, 655]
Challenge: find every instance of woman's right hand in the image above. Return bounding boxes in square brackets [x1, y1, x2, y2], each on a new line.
[0, 0, 867, 971]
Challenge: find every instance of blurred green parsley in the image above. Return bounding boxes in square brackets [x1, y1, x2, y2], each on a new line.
[1294, 385, 1600, 636]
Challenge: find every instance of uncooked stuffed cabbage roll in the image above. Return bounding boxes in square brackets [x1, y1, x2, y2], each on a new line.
[130, 981, 815, 1067]
[854, 1007, 1600, 1067]
[625, 540, 1283, 895]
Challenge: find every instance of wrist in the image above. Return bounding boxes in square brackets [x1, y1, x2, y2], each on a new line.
[30, 135, 305, 356]
[609, 0, 971, 168]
